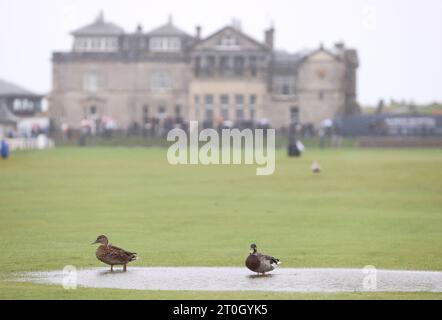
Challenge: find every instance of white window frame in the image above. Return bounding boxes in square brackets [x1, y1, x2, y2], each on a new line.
[149, 37, 181, 52]
[74, 37, 119, 52]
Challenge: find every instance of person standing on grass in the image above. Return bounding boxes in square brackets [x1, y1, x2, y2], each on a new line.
[1, 139, 9, 159]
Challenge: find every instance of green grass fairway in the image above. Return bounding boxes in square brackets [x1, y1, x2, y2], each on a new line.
[0, 147, 441, 299]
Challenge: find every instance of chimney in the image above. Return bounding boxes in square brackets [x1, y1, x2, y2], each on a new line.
[195, 25, 201, 40]
[265, 27, 274, 49]
[231, 18, 242, 31]
[96, 10, 104, 23]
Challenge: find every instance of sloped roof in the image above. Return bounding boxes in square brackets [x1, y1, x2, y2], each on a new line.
[303, 46, 340, 61]
[274, 47, 339, 63]
[194, 25, 268, 51]
[0, 103, 19, 124]
[273, 50, 308, 63]
[72, 12, 124, 36]
[0, 78, 40, 97]
[272, 50, 312, 72]
[148, 18, 189, 36]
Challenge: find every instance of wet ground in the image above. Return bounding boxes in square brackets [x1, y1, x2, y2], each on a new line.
[14, 267, 442, 292]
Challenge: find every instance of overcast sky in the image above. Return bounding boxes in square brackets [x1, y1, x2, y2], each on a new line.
[0, 0, 441, 106]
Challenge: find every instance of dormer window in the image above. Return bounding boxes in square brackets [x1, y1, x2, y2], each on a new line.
[74, 37, 119, 52]
[149, 37, 181, 52]
[13, 99, 35, 112]
[71, 12, 124, 52]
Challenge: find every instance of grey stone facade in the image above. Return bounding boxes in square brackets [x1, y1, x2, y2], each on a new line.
[49, 13, 359, 132]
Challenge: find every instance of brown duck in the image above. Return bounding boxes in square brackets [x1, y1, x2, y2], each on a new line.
[245, 243, 280, 275]
[91, 235, 137, 272]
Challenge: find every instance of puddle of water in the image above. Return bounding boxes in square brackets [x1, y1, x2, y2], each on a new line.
[14, 267, 442, 292]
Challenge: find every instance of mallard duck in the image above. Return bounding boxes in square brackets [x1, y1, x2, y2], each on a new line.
[91, 235, 137, 272]
[245, 243, 280, 275]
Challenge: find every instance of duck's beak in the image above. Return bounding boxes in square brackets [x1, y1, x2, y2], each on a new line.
[91, 240, 98, 245]
[249, 249, 254, 254]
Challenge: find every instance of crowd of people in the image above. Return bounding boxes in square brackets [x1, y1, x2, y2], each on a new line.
[58, 114, 347, 150]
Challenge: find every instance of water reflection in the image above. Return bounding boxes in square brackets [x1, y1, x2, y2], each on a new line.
[15, 267, 442, 292]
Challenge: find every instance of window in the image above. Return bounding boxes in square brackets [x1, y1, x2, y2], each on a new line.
[143, 105, 149, 123]
[204, 95, 214, 121]
[157, 105, 166, 118]
[194, 95, 200, 120]
[206, 56, 215, 75]
[250, 108, 256, 122]
[74, 38, 84, 51]
[151, 71, 171, 90]
[218, 36, 238, 48]
[91, 38, 100, 50]
[234, 56, 245, 75]
[107, 37, 118, 50]
[194, 57, 201, 76]
[75, 37, 118, 52]
[219, 56, 229, 73]
[175, 105, 181, 119]
[273, 76, 295, 96]
[220, 95, 229, 120]
[149, 37, 181, 52]
[249, 56, 257, 76]
[290, 106, 299, 123]
[83, 72, 101, 92]
[13, 99, 20, 111]
[249, 95, 256, 105]
[12, 99, 34, 112]
[249, 95, 256, 122]
[235, 95, 244, 121]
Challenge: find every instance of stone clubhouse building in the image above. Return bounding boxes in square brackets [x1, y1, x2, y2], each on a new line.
[49, 12, 360, 133]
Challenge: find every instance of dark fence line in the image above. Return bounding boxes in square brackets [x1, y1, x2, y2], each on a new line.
[336, 114, 442, 137]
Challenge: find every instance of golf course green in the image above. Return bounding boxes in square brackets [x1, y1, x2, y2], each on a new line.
[0, 147, 441, 299]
